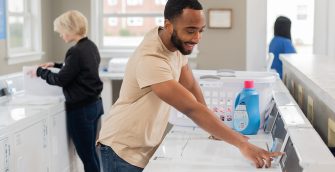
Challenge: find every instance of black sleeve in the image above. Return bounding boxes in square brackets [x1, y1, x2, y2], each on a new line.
[54, 62, 63, 68]
[37, 49, 81, 87]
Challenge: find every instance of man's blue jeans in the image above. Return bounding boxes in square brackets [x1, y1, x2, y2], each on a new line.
[99, 144, 144, 172]
[67, 98, 103, 172]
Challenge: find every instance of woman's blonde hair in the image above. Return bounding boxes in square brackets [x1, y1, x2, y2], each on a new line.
[54, 10, 88, 36]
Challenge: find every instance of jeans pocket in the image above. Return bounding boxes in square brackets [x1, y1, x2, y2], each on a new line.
[100, 146, 113, 172]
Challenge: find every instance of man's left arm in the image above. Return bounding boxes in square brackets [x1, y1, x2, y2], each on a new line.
[179, 64, 206, 105]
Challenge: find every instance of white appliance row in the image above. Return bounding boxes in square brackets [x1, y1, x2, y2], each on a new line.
[0, 73, 83, 172]
[143, 72, 335, 172]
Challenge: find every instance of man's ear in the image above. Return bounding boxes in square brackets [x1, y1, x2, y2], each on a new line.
[164, 19, 173, 34]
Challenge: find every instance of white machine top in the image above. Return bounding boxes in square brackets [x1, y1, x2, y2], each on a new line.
[280, 54, 335, 113]
[0, 106, 43, 131]
[288, 128, 335, 165]
[145, 126, 280, 172]
[277, 105, 312, 128]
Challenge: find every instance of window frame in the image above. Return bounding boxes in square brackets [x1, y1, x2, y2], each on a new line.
[6, 0, 44, 64]
[91, 0, 199, 59]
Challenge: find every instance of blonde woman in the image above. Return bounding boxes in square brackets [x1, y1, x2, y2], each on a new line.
[32, 10, 103, 172]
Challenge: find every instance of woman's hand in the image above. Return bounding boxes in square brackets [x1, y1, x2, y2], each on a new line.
[238, 141, 283, 168]
[26, 66, 38, 78]
[39, 62, 54, 68]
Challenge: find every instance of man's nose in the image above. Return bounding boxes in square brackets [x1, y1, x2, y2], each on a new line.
[191, 32, 201, 43]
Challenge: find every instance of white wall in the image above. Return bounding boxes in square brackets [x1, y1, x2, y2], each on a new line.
[328, 0, 335, 57]
[314, 0, 335, 56]
[195, 0, 247, 70]
[50, 0, 91, 62]
[246, 0, 267, 71]
[313, 0, 328, 55]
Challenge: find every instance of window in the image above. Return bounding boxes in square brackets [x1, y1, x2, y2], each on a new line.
[108, 17, 118, 26]
[0, 0, 5, 40]
[6, 0, 43, 64]
[297, 5, 308, 20]
[127, 17, 143, 26]
[267, 0, 314, 54]
[92, 0, 165, 58]
[155, 17, 164, 26]
[155, 0, 167, 5]
[108, 0, 117, 6]
[92, 0, 199, 58]
[126, 0, 143, 6]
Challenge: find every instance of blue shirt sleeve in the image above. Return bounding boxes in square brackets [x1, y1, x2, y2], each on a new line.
[283, 40, 296, 53]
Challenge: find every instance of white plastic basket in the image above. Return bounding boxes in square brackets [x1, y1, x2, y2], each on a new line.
[169, 70, 277, 128]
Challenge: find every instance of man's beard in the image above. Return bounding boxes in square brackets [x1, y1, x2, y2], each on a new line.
[171, 30, 193, 55]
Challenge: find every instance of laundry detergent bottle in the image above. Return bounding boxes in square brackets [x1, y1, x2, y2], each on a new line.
[233, 80, 260, 135]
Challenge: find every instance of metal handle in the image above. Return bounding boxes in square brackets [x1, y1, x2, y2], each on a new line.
[216, 69, 236, 77]
[199, 75, 221, 80]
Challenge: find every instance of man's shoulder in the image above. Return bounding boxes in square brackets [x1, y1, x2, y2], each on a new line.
[141, 27, 160, 45]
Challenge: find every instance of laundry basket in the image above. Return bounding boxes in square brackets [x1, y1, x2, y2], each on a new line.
[169, 70, 278, 128]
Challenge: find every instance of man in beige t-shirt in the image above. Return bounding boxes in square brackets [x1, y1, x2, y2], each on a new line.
[98, 0, 282, 172]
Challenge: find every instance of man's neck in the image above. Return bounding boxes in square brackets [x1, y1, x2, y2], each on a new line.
[158, 27, 177, 52]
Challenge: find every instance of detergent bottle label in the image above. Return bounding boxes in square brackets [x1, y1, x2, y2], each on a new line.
[233, 103, 249, 131]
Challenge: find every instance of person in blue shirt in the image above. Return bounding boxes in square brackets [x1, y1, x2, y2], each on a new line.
[269, 16, 296, 79]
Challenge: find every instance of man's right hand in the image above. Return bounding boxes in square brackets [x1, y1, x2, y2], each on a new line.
[238, 141, 283, 168]
[39, 62, 54, 68]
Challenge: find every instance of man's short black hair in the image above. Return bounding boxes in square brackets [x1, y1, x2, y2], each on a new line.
[164, 0, 203, 21]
